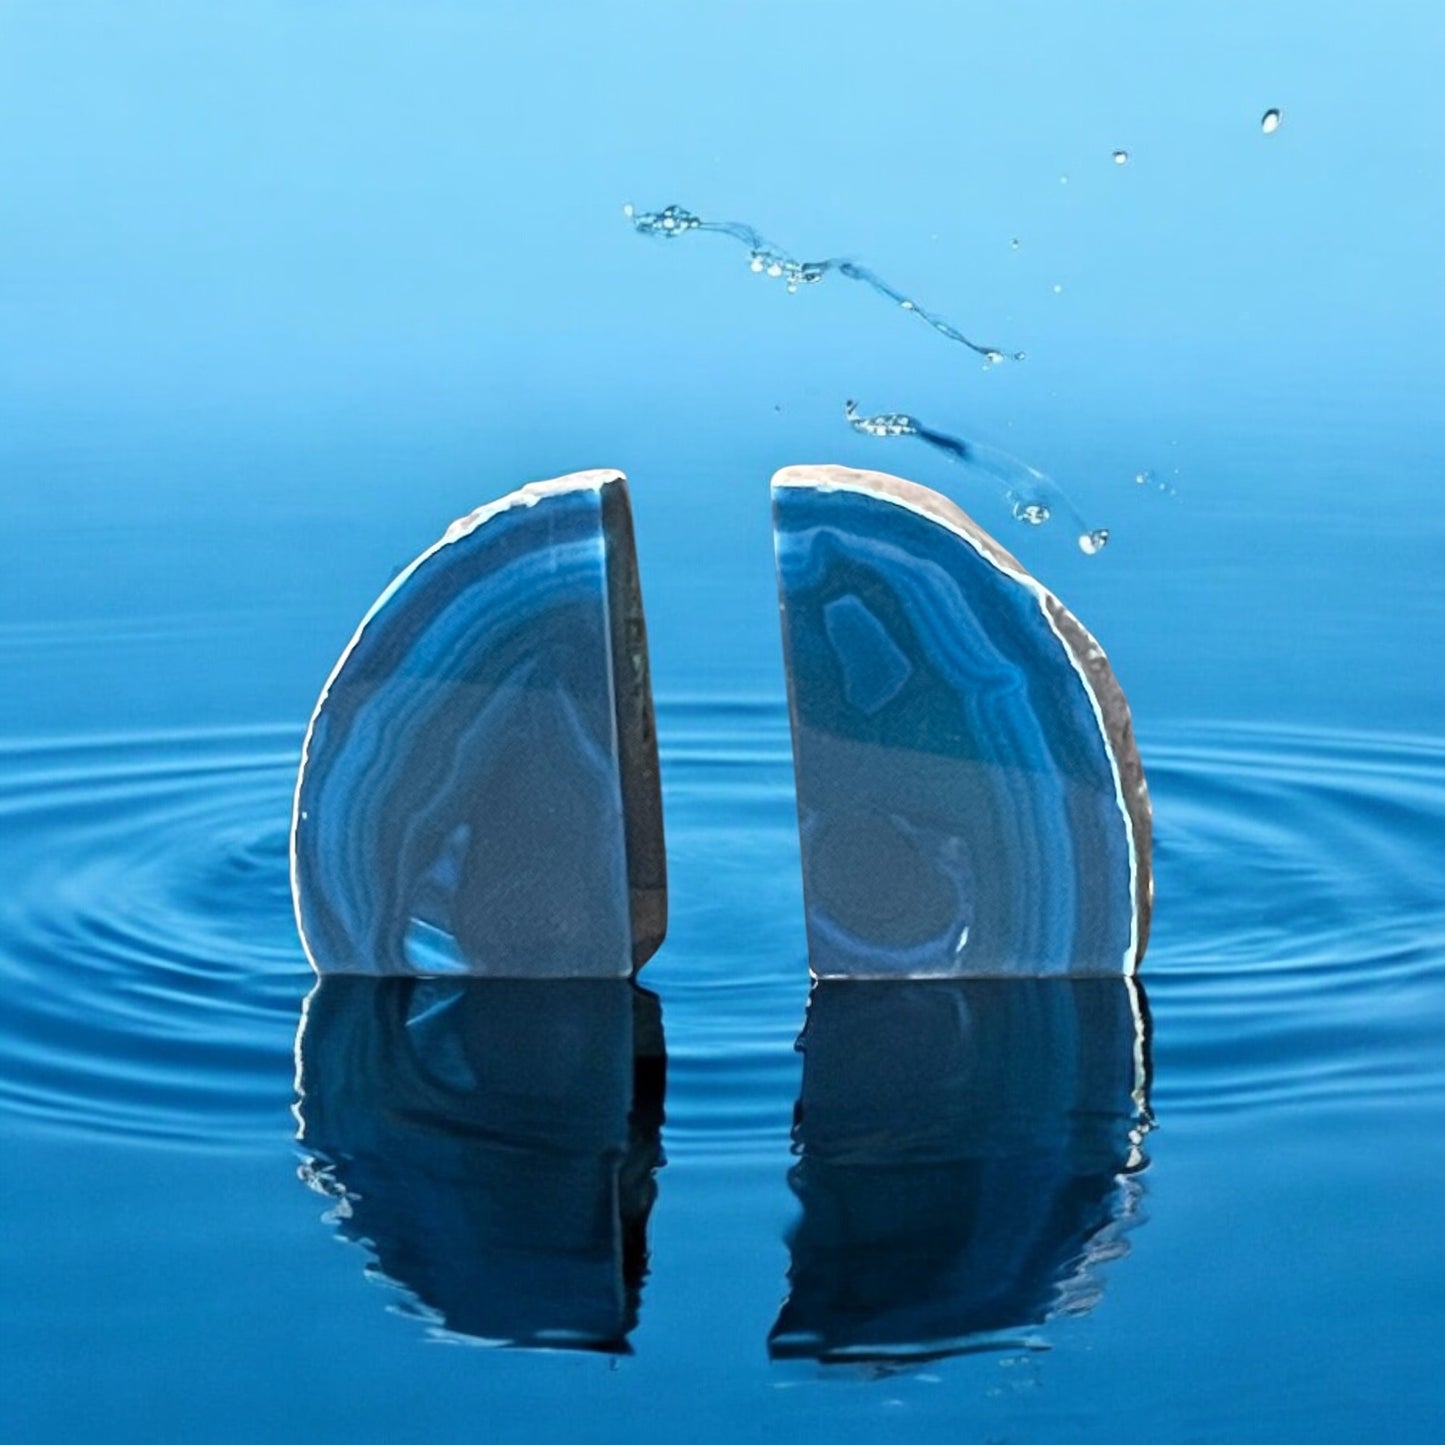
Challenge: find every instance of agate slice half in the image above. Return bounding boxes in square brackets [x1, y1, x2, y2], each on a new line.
[292, 471, 665, 977]
[773, 465, 1151, 978]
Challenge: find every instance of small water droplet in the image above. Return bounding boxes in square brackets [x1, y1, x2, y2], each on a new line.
[766, 262, 783, 278]
[1261, 108, 1282, 134]
[1134, 469, 1153, 486]
[1052, 283, 1064, 295]
[1059, 175, 1069, 185]
[1078, 528, 1110, 556]
[1112, 149, 1129, 165]
[1012, 501, 1051, 525]
[984, 349, 1004, 364]
[749, 254, 765, 273]
[1013, 350, 1027, 362]
[621, 202, 634, 217]
[1010, 237, 1021, 250]
[900, 299, 915, 310]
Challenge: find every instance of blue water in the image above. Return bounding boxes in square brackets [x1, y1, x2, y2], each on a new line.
[3, 2, 1444, 1440]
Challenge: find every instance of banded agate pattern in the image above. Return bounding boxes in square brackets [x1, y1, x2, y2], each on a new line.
[292, 471, 665, 977]
[773, 465, 1151, 978]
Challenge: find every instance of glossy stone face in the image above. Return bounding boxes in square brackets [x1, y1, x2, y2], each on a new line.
[295, 976, 666, 1352]
[292, 472, 665, 977]
[769, 977, 1150, 1363]
[773, 465, 1151, 978]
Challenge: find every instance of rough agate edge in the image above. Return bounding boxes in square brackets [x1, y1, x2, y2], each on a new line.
[769, 975, 1150, 1362]
[291, 470, 666, 977]
[772, 464, 1152, 979]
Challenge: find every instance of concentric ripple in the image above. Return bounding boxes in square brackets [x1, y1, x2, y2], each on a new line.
[0, 726, 308, 1145]
[0, 704, 1441, 1150]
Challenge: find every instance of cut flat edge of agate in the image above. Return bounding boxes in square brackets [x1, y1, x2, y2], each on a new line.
[599, 479, 668, 967]
[290, 469, 667, 977]
[772, 462, 1153, 973]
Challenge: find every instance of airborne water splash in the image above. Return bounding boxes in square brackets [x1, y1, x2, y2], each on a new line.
[623, 203, 1019, 364]
[843, 401, 1109, 555]
[625, 201, 1120, 553]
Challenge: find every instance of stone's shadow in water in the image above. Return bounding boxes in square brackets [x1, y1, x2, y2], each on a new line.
[294, 976, 666, 1352]
[770, 976, 1152, 1364]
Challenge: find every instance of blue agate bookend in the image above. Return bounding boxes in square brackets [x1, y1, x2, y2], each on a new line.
[769, 976, 1151, 1363]
[291, 471, 665, 978]
[295, 976, 666, 1351]
[772, 464, 1153, 979]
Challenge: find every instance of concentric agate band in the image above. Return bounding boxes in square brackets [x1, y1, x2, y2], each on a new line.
[773, 464, 1152, 978]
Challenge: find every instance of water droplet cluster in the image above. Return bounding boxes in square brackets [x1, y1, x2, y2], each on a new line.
[844, 401, 917, 439]
[624, 203, 701, 238]
[748, 250, 825, 293]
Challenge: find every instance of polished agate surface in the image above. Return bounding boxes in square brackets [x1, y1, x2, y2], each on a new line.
[292, 471, 665, 977]
[773, 465, 1152, 978]
[295, 977, 665, 1350]
[769, 976, 1150, 1362]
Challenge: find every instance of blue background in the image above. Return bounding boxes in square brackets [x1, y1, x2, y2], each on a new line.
[2, 3, 1443, 1440]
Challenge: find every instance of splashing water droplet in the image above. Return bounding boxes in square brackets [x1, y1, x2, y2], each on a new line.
[1261, 108, 1282, 134]
[1078, 529, 1110, 556]
[844, 398, 1101, 544]
[626, 203, 1017, 360]
[844, 401, 918, 439]
[630, 203, 702, 238]
[1112, 150, 1129, 165]
[1134, 470, 1153, 486]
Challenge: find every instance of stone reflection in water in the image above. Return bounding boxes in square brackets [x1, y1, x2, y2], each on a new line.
[295, 976, 666, 1352]
[773, 465, 1152, 978]
[292, 470, 665, 977]
[770, 977, 1151, 1364]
